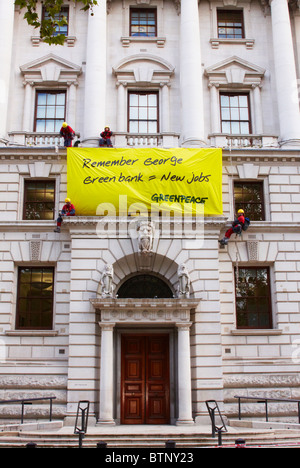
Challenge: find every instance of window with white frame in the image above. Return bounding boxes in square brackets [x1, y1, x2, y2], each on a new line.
[128, 91, 159, 133]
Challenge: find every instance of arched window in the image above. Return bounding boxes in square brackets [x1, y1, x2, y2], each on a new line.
[117, 274, 173, 299]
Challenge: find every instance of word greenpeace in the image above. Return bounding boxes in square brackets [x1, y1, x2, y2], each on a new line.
[151, 194, 208, 204]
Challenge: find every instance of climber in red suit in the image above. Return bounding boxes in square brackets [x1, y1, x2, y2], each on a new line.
[219, 209, 247, 246]
[60, 122, 75, 147]
[54, 198, 75, 233]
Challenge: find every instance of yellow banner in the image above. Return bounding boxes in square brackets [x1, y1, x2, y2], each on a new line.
[67, 148, 223, 216]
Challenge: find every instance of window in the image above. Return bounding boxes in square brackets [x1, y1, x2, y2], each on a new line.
[130, 8, 157, 37]
[23, 180, 55, 220]
[220, 93, 251, 134]
[42, 6, 69, 37]
[128, 92, 159, 133]
[35, 91, 66, 133]
[118, 275, 173, 299]
[217, 10, 244, 39]
[16, 267, 54, 330]
[234, 182, 265, 221]
[235, 267, 272, 329]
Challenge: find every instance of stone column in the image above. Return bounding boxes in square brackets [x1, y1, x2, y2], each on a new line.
[252, 84, 263, 135]
[209, 83, 220, 135]
[270, 0, 300, 146]
[180, 0, 205, 147]
[176, 322, 194, 425]
[161, 83, 171, 133]
[116, 82, 126, 132]
[22, 81, 34, 133]
[83, 0, 107, 146]
[0, 0, 14, 144]
[98, 322, 116, 425]
[67, 82, 78, 131]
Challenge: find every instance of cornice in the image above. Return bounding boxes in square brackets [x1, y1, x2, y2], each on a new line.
[0, 147, 299, 164]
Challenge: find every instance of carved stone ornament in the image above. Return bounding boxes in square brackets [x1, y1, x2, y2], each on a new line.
[137, 220, 155, 255]
[177, 264, 191, 298]
[100, 264, 114, 298]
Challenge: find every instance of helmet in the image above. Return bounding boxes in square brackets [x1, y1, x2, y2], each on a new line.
[65, 198, 71, 203]
[105, 125, 110, 129]
[62, 122, 68, 128]
[237, 209, 245, 214]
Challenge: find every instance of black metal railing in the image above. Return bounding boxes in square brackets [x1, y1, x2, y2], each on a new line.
[0, 397, 56, 425]
[235, 395, 300, 423]
[205, 400, 227, 446]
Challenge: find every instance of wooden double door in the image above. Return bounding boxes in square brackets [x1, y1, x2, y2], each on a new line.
[121, 334, 170, 425]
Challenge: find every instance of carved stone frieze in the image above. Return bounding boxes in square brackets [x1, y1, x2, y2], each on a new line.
[90, 298, 199, 325]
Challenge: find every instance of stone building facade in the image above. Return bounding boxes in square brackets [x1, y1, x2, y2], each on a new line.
[0, 0, 300, 425]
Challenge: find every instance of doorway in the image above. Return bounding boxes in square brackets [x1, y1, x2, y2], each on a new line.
[121, 334, 170, 424]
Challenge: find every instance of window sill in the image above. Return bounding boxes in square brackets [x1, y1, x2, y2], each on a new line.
[121, 36, 166, 48]
[231, 329, 282, 336]
[5, 330, 59, 337]
[31, 36, 76, 47]
[210, 38, 255, 49]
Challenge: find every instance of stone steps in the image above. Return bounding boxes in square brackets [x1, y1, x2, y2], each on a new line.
[0, 427, 300, 448]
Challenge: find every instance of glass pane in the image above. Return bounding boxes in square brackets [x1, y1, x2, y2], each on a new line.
[231, 121, 240, 134]
[37, 93, 47, 105]
[148, 94, 157, 106]
[220, 95, 229, 106]
[55, 120, 64, 132]
[31, 270, 43, 283]
[56, 93, 66, 105]
[148, 107, 157, 120]
[129, 121, 138, 133]
[36, 120, 45, 132]
[221, 108, 230, 120]
[46, 106, 56, 118]
[46, 120, 55, 132]
[129, 108, 138, 119]
[139, 95, 147, 106]
[149, 121, 158, 133]
[36, 106, 46, 118]
[44, 190, 55, 202]
[139, 108, 148, 120]
[240, 121, 250, 133]
[47, 94, 56, 105]
[231, 108, 239, 120]
[139, 121, 148, 133]
[221, 121, 230, 133]
[240, 108, 249, 121]
[230, 95, 239, 107]
[239, 95, 248, 107]
[56, 107, 65, 119]
[130, 94, 138, 106]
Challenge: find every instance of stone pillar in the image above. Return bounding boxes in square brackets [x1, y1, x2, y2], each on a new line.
[116, 82, 126, 132]
[22, 81, 34, 133]
[161, 83, 171, 133]
[180, 0, 205, 147]
[176, 322, 194, 425]
[67, 82, 78, 131]
[0, 0, 14, 144]
[98, 323, 116, 425]
[252, 84, 263, 135]
[83, 0, 107, 146]
[209, 83, 220, 135]
[270, 0, 300, 146]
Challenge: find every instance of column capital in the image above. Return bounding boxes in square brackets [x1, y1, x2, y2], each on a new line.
[98, 322, 116, 331]
[176, 322, 192, 331]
